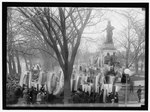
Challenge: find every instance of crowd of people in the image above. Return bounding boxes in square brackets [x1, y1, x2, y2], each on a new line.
[70, 62, 121, 104]
[72, 88, 119, 104]
[13, 84, 58, 104]
[7, 64, 63, 105]
[6, 52, 143, 105]
[104, 52, 117, 66]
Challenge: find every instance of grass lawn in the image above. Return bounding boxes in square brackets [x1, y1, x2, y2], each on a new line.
[131, 76, 145, 81]
[130, 70, 145, 81]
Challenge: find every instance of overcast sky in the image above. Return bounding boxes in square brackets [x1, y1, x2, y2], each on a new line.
[79, 8, 145, 53]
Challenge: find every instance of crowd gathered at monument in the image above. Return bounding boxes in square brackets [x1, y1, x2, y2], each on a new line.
[7, 52, 142, 105]
[6, 20, 143, 105]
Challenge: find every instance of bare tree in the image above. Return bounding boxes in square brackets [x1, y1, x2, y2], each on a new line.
[18, 7, 92, 103]
[113, 9, 145, 74]
[7, 8, 22, 77]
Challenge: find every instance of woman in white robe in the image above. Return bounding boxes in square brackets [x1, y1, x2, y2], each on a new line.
[20, 71, 32, 88]
[95, 73, 101, 93]
[70, 71, 76, 92]
[46, 72, 53, 94]
[74, 74, 80, 91]
[38, 70, 47, 90]
[53, 71, 64, 95]
[19, 71, 29, 87]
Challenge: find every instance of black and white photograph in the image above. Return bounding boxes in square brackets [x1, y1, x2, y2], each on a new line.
[2, 2, 148, 110]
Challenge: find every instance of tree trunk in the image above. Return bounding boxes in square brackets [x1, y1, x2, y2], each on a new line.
[28, 56, 32, 70]
[16, 51, 21, 77]
[125, 51, 129, 68]
[7, 62, 9, 75]
[12, 56, 17, 76]
[140, 57, 144, 72]
[143, 59, 145, 71]
[10, 54, 16, 76]
[8, 55, 13, 75]
[63, 65, 73, 104]
[140, 62, 143, 71]
[23, 55, 29, 70]
[134, 59, 139, 76]
[64, 75, 71, 104]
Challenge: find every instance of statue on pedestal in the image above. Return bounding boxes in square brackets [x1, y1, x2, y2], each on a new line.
[103, 21, 115, 44]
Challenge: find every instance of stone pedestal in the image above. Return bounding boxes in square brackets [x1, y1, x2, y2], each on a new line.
[102, 43, 116, 55]
[100, 43, 116, 67]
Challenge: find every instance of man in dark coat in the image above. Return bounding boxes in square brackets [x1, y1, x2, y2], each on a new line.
[14, 86, 22, 99]
[31, 87, 38, 104]
[99, 89, 104, 103]
[114, 92, 119, 103]
[72, 92, 81, 103]
[121, 73, 126, 83]
[107, 93, 111, 103]
[23, 86, 30, 104]
[137, 85, 142, 103]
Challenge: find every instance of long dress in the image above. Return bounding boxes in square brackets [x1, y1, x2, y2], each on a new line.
[71, 73, 76, 92]
[53, 72, 64, 95]
[21, 72, 30, 87]
[75, 75, 81, 91]
[19, 71, 28, 87]
[51, 74, 57, 94]
[38, 71, 47, 86]
[95, 74, 101, 93]
[47, 72, 53, 94]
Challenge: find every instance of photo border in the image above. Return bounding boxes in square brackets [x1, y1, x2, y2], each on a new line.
[2, 2, 149, 110]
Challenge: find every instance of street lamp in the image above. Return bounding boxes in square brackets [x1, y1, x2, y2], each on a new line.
[124, 68, 133, 106]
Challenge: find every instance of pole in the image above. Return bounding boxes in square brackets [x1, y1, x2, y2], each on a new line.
[125, 75, 128, 106]
[124, 68, 131, 106]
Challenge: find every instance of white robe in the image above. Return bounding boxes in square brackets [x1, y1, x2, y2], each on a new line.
[75, 75, 80, 91]
[46, 72, 53, 94]
[28, 72, 32, 88]
[20, 71, 32, 88]
[38, 71, 47, 85]
[70, 73, 75, 91]
[95, 74, 101, 93]
[53, 72, 64, 95]
[19, 71, 29, 87]
[103, 84, 113, 102]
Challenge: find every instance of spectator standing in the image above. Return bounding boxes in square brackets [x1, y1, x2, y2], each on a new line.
[137, 85, 142, 103]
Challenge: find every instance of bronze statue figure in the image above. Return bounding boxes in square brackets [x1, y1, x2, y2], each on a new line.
[103, 21, 115, 44]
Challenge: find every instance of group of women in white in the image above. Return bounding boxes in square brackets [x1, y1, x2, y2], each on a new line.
[19, 62, 127, 103]
[19, 64, 64, 96]
[70, 64, 123, 102]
